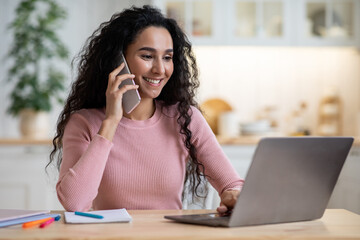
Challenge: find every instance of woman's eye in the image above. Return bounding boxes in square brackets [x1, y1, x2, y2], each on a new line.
[141, 55, 152, 60]
[164, 56, 173, 61]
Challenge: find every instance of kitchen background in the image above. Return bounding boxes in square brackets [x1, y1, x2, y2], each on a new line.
[0, 0, 359, 212]
[0, 0, 360, 138]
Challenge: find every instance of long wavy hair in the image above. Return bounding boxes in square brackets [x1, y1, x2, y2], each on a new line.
[48, 5, 208, 201]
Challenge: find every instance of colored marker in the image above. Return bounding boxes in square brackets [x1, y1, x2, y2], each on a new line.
[22, 217, 53, 228]
[39, 218, 55, 228]
[74, 211, 104, 219]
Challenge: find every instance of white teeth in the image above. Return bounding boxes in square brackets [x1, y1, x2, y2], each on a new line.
[144, 77, 160, 84]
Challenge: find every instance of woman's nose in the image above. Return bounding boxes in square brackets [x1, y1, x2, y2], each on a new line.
[151, 58, 165, 75]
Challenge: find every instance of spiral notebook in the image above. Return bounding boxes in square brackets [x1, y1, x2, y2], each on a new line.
[64, 209, 132, 224]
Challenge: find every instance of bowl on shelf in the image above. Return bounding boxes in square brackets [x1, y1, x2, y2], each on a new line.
[240, 120, 272, 136]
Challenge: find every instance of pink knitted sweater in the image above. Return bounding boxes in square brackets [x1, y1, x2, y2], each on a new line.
[56, 101, 244, 211]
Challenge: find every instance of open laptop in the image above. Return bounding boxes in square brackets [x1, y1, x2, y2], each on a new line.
[164, 137, 354, 227]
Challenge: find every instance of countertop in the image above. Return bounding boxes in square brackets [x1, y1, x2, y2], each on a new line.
[0, 136, 359, 146]
[216, 135, 360, 146]
[0, 138, 53, 145]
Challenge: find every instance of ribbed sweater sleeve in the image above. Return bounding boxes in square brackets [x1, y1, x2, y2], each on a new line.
[190, 107, 244, 194]
[56, 112, 113, 211]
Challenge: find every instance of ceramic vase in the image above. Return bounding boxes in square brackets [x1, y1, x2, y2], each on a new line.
[19, 109, 50, 139]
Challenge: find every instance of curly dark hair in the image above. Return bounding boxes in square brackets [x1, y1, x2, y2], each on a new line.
[47, 5, 209, 201]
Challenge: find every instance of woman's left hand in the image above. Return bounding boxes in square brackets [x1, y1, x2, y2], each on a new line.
[216, 189, 240, 214]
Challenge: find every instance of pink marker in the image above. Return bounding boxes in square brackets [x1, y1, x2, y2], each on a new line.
[39, 218, 55, 228]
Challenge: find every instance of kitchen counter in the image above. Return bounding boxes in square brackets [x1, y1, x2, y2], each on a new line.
[1, 136, 260, 146]
[216, 135, 264, 145]
[0, 136, 359, 146]
[0, 138, 53, 145]
[217, 135, 360, 146]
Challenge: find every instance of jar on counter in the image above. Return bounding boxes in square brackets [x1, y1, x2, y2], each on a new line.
[317, 88, 342, 136]
[218, 111, 240, 137]
[286, 102, 311, 136]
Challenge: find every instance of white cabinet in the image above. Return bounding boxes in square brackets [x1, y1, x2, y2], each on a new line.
[295, 0, 360, 46]
[221, 145, 256, 179]
[154, 0, 224, 45]
[328, 147, 360, 214]
[0, 146, 63, 210]
[226, 0, 292, 45]
[154, 0, 291, 45]
[154, 0, 360, 46]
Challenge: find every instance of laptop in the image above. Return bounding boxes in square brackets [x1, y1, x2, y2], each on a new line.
[164, 137, 354, 227]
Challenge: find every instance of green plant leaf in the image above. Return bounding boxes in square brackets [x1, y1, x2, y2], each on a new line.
[5, 0, 69, 116]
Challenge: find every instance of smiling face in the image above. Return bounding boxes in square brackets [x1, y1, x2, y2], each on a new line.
[125, 26, 174, 100]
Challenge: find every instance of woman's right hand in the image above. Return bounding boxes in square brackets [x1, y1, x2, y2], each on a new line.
[98, 63, 139, 141]
[105, 63, 138, 123]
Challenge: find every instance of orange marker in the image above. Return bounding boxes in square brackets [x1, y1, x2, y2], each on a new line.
[39, 218, 54, 228]
[22, 217, 53, 228]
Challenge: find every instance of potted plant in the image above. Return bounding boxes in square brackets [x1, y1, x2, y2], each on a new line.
[6, 0, 69, 139]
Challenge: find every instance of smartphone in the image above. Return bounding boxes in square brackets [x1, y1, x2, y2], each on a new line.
[117, 53, 141, 114]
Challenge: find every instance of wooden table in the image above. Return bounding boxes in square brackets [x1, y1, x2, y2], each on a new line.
[1, 209, 360, 239]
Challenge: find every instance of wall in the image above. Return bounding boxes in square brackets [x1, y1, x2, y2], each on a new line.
[194, 46, 360, 136]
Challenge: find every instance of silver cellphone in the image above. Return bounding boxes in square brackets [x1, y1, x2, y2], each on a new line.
[117, 53, 141, 114]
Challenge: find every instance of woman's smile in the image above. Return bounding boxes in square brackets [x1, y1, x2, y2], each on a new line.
[143, 77, 162, 85]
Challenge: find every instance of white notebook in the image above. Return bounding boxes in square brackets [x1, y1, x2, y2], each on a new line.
[0, 209, 49, 222]
[64, 209, 132, 224]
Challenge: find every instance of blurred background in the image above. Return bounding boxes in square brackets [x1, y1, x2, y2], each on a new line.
[0, 0, 359, 213]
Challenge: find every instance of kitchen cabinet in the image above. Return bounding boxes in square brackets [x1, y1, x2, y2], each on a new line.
[0, 146, 63, 210]
[327, 147, 360, 214]
[153, 0, 224, 45]
[226, 0, 292, 45]
[153, 0, 290, 45]
[295, 0, 360, 47]
[153, 0, 360, 47]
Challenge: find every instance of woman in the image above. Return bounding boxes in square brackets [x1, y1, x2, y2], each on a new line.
[48, 5, 243, 213]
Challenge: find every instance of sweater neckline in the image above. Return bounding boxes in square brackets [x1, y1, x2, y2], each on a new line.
[119, 101, 162, 128]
